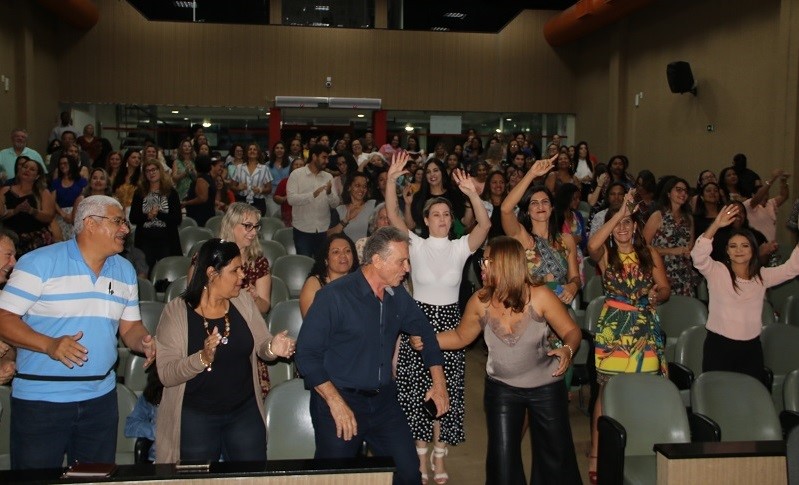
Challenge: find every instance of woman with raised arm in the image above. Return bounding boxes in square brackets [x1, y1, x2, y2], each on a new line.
[500, 155, 581, 306]
[585, 190, 670, 484]
[429, 236, 582, 485]
[386, 152, 490, 485]
[691, 204, 799, 380]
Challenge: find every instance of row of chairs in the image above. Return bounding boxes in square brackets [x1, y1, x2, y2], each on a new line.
[597, 371, 794, 484]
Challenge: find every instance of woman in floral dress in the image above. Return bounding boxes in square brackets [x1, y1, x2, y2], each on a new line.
[644, 177, 695, 296]
[586, 190, 670, 484]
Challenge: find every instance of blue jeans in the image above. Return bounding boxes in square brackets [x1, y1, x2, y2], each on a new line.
[180, 394, 266, 462]
[484, 377, 581, 485]
[310, 384, 420, 485]
[292, 228, 327, 257]
[11, 389, 118, 470]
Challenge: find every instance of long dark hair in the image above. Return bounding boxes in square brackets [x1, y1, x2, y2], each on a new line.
[113, 148, 142, 191]
[340, 172, 371, 205]
[604, 206, 654, 275]
[554, 183, 580, 231]
[411, 158, 461, 233]
[657, 176, 692, 221]
[518, 185, 559, 245]
[694, 182, 723, 219]
[269, 141, 288, 169]
[182, 238, 241, 308]
[308, 233, 359, 285]
[719, 166, 747, 199]
[723, 228, 763, 293]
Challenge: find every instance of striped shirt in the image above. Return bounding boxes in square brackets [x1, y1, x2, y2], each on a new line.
[0, 239, 141, 402]
[232, 163, 273, 204]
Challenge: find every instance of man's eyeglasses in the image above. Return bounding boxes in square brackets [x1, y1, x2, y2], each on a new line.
[86, 215, 130, 228]
[241, 222, 262, 232]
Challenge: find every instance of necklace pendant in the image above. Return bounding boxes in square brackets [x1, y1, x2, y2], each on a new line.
[221, 336, 229, 345]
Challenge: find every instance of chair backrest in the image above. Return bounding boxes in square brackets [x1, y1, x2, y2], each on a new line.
[691, 371, 782, 441]
[781, 295, 799, 326]
[137, 277, 156, 302]
[583, 275, 603, 305]
[264, 379, 315, 460]
[768, 278, 799, 316]
[603, 374, 690, 456]
[124, 355, 148, 395]
[788, 424, 799, 485]
[0, 385, 10, 467]
[673, 325, 707, 378]
[164, 275, 188, 302]
[259, 217, 286, 241]
[150, 256, 191, 285]
[762, 324, 799, 411]
[139, 301, 166, 336]
[261, 240, 288, 269]
[116, 383, 139, 464]
[204, 214, 225, 237]
[584, 295, 605, 333]
[784, 369, 799, 413]
[178, 216, 198, 230]
[179, 226, 214, 256]
[272, 227, 296, 255]
[271, 255, 314, 298]
[267, 299, 303, 338]
[270, 276, 290, 309]
[656, 295, 707, 345]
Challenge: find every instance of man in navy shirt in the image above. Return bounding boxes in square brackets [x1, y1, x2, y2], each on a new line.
[296, 226, 449, 485]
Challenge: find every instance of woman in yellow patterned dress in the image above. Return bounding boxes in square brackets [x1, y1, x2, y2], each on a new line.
[585, 190, 671, 484]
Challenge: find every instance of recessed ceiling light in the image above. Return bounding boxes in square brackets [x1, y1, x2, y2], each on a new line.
[314, 5, 330, 11]
[171, 110, 179, 114]
[505, 118, 512, 121]
[405, 125, 414, 132]
[495, 128, 502, 133]
[432, 27, 449, 32]
[357, 114, 365, 118]
[202, 122, 211, 128]
[183, 117, 189, 121]
[174, 1, 195, 8]
[443, 12, 466, 19]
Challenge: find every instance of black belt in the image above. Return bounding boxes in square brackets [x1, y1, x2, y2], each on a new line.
[15, 367, 113, 382]
[340, 387, 381, 397]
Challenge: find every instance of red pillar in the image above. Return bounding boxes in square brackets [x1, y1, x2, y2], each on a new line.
[373, 110, 387, 147]
[269, 108, 281, 145]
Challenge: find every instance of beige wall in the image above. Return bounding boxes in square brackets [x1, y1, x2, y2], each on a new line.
[54, 1, 574, 114]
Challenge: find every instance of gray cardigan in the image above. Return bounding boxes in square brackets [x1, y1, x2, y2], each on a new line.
[154, 292, 275, 463]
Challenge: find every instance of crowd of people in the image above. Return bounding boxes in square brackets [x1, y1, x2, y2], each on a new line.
[0, 115, 798, 485]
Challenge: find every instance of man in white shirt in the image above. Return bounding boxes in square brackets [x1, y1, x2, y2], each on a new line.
[0, 129, 45, 180]
[287, 144, 339, 256]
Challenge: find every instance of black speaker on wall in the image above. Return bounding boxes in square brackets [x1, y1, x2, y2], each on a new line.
[666, 61, 697, 96]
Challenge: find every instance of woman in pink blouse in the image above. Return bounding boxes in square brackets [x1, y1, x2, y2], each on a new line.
[691, 204, 799, 380]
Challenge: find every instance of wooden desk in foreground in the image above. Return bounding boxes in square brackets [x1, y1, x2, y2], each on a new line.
[654, 441, 786, 485]
[0, 457, 394, 484]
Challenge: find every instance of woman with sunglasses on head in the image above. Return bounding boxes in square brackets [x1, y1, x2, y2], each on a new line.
[423, 236, 582, 485]
[387, 152, 491, 484]
[585, 190, 670, 484]
[501, 155, 581, 306]
[155, 239, 295, 464]
[691, 205, 799, 380]
[129, 159, 182, 273]
[643, 177, 696, 296]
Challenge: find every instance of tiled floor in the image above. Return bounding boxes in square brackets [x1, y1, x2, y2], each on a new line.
[442, 346, 592, 484]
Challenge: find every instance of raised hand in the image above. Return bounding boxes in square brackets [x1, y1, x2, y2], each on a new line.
[528, 156, 555, 178]
[452, 169, 477, 196]
[714, 203, 740, 227]
[387, 152, 410, 182]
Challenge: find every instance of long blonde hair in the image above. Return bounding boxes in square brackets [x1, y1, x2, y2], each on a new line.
[220, 202, 263, 263]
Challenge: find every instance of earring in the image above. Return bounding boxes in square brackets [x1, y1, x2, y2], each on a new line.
[609, 237, 614, 248]
[203, 285, 207, 292]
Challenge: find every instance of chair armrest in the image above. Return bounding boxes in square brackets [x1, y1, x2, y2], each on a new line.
[597, 415, 626, 485]
[668, 362, 694, 390]
[781, 410, 799, 438]
[761, 366, 774, 392]
[134, 438, 154, 464]
[690, 413, 721, 442]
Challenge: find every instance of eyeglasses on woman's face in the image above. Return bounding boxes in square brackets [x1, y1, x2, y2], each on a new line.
[240, 222, 261, 232]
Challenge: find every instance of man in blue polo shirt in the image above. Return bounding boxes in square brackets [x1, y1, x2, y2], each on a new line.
[0, 195, 156, 470]
[296, 226, 449, 485]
